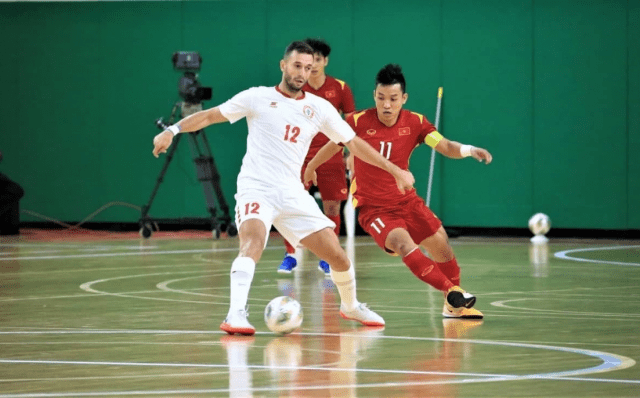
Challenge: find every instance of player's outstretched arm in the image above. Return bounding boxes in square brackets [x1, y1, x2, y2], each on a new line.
[304, 142, 343, 187]
[434, 137, 493, 164]
[345, 136, 415, 194]
[152, 107, 229, 158]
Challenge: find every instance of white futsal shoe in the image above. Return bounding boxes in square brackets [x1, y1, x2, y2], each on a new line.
[340, 303, 385, 327]
[220, 308, 256, 336]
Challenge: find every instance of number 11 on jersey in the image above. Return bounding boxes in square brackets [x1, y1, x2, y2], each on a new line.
[370, 217, 386, 234]
[379, 141, 392, 159]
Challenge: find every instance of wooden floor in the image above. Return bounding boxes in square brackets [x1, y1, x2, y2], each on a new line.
[0, 229, 639, 397]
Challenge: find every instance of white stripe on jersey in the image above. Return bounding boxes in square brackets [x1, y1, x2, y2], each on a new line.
[219, 86, 355, 190]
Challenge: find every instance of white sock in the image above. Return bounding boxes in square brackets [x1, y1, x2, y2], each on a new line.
[330, 261, 359, 311]
[228, 257, 256, 315]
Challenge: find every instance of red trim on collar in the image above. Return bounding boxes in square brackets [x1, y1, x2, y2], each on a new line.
[275, 85, 306, 100]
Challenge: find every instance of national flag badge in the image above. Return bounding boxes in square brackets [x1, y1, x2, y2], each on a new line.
[366, 129, 376, 136]
[399, 127, 410, 136]
[270, 102, 278, 108]
[325, 90, 336, 98]
[303, 105, 315, 119]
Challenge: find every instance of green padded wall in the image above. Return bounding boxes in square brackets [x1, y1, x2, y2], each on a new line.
[0, 0, 636, 230]
[440, 0, 533, 227]
[629, 0, 640, 229]
[533, 0, 628, 229]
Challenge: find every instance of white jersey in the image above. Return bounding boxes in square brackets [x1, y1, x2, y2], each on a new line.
[218, 86, 356, 191]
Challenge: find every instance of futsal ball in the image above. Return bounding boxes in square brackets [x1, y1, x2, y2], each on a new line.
[528, 213, 551, 235]
[264, 296, 303, 335]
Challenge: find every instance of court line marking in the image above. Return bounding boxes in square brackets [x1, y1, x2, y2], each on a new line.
[491, 298, 640, 318]
[0, 259, 258, 277]
[79, 271, 234, 306]
[0, 330, 636, 397]
[77, 261, 402, 306]
[1, 375, 639, 398]
[4, 270, 637, 321]
[0, 247, 240, 261]
[0, 241, 379, 262]
[554, 245, 640, 266]
[2, 335, 639, 349]
[78, 271, 640, 321]
[0, 370, 230, 384]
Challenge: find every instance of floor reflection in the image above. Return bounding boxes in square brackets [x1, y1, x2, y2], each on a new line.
[404, 319, 483, 397]
[220, 334, 256, 398]
[529, 242, 549, 278]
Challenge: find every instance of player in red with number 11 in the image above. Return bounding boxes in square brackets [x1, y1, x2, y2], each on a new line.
[305, 64, 493, 319]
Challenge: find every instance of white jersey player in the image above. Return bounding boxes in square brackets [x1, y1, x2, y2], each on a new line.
[221, 86, 352, 192]
[152, 41, 415, 336]
[220, 85, 354, 251]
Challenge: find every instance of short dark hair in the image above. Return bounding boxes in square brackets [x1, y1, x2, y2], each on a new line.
[284, 41, 314, 59]
[376, 64, 406, 93]
[304, 38, 331, 57]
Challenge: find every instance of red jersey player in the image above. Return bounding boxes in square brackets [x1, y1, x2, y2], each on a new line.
[304, 64, 492, 319]
[278, 38, 356, 276]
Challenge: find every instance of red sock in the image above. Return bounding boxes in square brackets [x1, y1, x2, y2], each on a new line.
[402, 249, 454, 292]
[438, 258, 460, 286]
[284, 239, 295, 255]
[327, 214, 341, 236]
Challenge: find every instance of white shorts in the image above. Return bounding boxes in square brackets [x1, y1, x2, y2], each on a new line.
[234, 187, 335, 248]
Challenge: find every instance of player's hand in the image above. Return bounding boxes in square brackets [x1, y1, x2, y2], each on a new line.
[303, 167, 318, 189]
[471, 147, 493, 164]
[393, 168, 415, 194]
[346, 153, 354, 174]
[152, 130, 174, 158]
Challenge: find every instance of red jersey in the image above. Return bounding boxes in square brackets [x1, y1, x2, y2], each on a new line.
[346, 108, 437, 208]
[303, 76, 356, 165]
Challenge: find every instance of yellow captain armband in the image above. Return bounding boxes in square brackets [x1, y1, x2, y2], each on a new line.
[424, 131, 443, 148]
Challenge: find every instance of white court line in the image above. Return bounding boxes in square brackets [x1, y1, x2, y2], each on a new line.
[491, 298, 640, 318]
[79, 271, 232, 306]
[554, 245, 640, 266]
[3, 335, 638, 349]
[0, 240, 378, 262]
[0, 247, 240, 261]
[0, 370, 229, 384]
[0, 330, 636, 397]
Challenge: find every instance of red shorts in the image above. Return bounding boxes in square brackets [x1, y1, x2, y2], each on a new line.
[358, 194, 442, 254]
[302, 161, 348, 202]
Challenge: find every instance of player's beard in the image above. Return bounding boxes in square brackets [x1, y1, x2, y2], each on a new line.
[284, 72, 305, 93]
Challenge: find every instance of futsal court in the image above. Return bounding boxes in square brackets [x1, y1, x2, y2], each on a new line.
[0, 229, 639, 397]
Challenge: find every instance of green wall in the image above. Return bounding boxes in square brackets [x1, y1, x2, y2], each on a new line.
[0, 0, 637, 230]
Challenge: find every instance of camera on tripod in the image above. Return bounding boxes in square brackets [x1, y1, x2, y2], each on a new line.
[138, 51, 237, 240]
[172, 51, 212, 104]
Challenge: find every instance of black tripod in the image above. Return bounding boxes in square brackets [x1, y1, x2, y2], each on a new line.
[139, 102, 237, 239]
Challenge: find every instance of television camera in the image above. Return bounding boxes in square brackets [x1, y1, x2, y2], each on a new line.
[172, 52, 212, 104]
[138, 52, 237, 239]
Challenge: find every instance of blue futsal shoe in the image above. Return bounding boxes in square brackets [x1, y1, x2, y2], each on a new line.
[318, 260, 331, 276]
[277, 254, 297, 274]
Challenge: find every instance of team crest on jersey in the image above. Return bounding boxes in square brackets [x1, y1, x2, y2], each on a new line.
[366, 129, 376, 136]
[303, 105, 315, 119]
[325, 90, 336, 98]
[270, 102, 278, 108]
[399, 127, 410, 136]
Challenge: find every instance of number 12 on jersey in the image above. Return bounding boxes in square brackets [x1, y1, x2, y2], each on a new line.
[284, 125, 300, 143]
